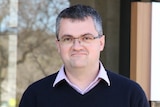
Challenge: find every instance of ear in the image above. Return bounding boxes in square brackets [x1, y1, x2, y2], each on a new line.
[100, 35, 105, 51]
[55, 40, 60, 53]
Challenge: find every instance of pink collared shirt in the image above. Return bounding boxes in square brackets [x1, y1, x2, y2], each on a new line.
[53, 62, 110, 95]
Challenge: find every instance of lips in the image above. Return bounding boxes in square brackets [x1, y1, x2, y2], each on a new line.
[71, 52, 87, 56]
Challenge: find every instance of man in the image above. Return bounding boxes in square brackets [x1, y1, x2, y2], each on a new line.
[19, 4, 149, 107]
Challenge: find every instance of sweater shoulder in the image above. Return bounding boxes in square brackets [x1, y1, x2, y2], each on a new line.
[107, 70, 144, 91]
[106, 70, 149, 106]
[26, 72, 58, 91]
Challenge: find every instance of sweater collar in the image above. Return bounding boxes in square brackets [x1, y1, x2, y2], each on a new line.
[53, 62, 110, 87]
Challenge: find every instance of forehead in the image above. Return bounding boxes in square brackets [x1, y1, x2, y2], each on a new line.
[58, 17, 97, 37]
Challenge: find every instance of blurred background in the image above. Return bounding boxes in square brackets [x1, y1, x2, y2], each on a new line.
[0, 0, 160, 107]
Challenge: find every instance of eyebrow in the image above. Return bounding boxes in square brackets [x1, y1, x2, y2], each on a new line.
[61, 33, 94, 38]
[61, 34, 73, 38]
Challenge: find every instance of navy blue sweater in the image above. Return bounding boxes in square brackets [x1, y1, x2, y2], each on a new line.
[19, 70, 149, 107]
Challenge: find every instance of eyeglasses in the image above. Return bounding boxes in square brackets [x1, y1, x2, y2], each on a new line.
[57, 34, 101, 45]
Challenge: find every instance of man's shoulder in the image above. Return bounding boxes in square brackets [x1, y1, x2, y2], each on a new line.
[106, 70, 143, 91]
[105, 70, 149, 106]
[26, 72, 58, 91]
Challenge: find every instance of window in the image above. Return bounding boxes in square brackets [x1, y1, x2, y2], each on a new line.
[0, 0, 69, 106]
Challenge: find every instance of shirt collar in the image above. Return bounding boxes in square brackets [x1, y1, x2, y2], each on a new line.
[53, 62, 110, 87]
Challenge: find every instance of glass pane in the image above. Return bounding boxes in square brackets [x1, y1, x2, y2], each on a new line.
[151, 2, 160, 101]
[0, 0, 70, 107]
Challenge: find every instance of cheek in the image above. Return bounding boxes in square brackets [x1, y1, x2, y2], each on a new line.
[88, 45, 100, 55]
[56, 43, 68, 54]
[59, 47, 69, 58]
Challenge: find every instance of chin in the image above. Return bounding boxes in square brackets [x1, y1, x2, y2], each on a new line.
[71, 62, 87, 68]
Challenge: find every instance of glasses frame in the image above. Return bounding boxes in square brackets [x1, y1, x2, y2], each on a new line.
[57, 34, 102, 45]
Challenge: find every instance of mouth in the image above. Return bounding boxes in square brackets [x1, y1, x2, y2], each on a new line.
[71, 52, 87, 56]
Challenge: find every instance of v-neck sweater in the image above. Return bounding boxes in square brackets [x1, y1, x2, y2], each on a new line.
[19, 70, 149, 107]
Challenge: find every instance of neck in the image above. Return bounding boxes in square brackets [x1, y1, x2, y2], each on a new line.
[65, 63, 99, 91]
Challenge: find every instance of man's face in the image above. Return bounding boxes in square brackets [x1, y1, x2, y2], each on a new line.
[56, 17, 105, 69]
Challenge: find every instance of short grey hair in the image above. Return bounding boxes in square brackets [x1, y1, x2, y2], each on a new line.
[56, 4, 103, 39]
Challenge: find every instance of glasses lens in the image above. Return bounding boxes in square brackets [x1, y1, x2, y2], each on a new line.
[80, 35, 95, 43]
[58, 34, 100, 45]
[60, 36, 73, 44]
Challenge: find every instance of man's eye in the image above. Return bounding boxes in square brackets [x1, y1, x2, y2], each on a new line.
[82, 36, 93, 41]
[63, 37, 72, 42]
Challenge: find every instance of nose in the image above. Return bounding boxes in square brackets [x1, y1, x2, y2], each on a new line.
[73, 38, 81, 44]
[72, 38, 83, 49]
